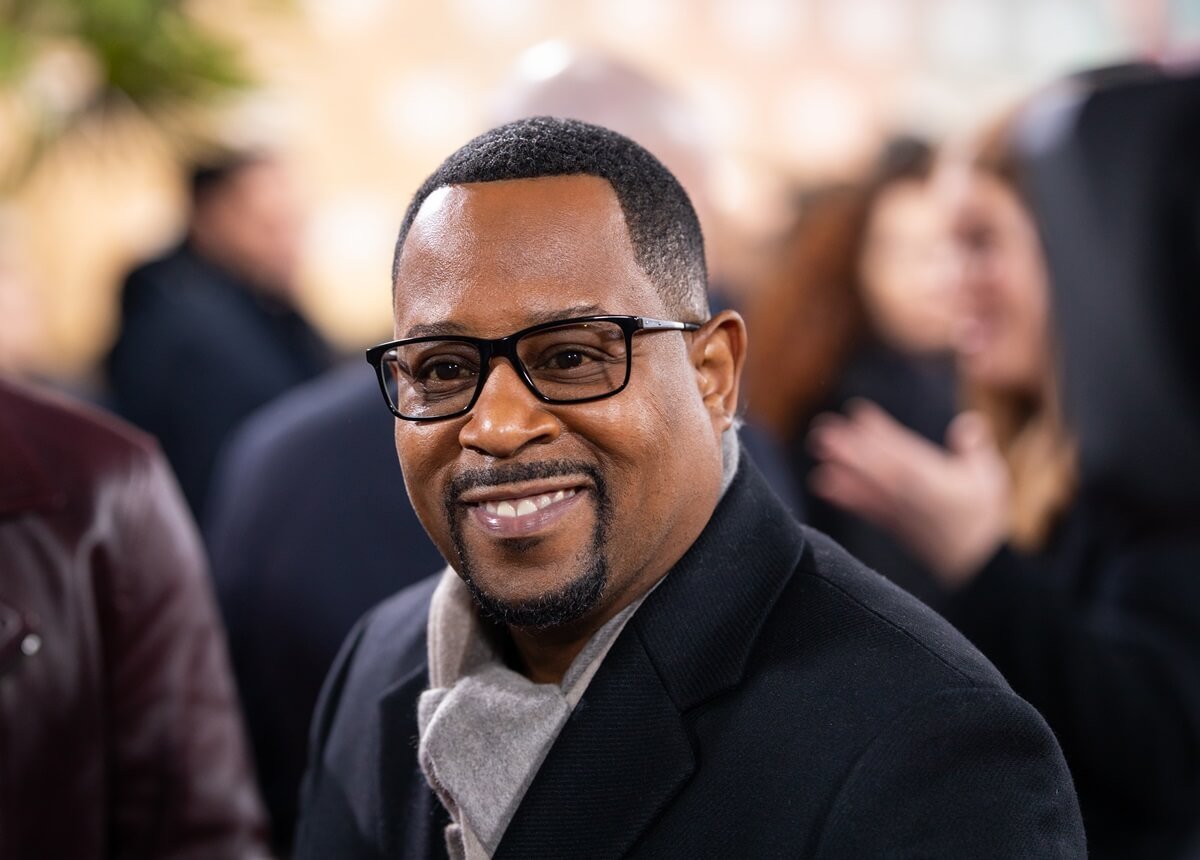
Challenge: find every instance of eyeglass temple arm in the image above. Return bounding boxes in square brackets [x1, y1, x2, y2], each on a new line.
[638, 317, 702, 332]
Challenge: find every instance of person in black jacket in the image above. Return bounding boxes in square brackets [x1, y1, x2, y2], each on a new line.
[808, 68, 1200, 858]
[294, 117, 1084, 858]
[106, 153, 330, 516]
[206, 363, 448, 854]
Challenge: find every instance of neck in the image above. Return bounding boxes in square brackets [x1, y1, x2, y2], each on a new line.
[508, 626, 585, 685]
[505, 575, 652, 685]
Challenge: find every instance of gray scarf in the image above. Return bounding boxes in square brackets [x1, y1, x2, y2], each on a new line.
[417, 571, 642, 858]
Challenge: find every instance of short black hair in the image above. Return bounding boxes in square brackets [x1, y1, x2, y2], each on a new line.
[188, 152, 269, 208]
[392, 116, 709, 320]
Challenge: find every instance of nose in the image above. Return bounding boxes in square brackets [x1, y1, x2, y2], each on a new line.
[458, 359, 560, 458]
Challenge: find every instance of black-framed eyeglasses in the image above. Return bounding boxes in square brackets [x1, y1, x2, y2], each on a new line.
[365, 314, 702, 421]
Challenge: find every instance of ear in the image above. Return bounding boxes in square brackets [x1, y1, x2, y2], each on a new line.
[690, 309, 747, 435]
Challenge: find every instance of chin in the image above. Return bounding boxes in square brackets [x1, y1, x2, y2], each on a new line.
[461, 560, 608, 630]
[965, 361, 1041, 399]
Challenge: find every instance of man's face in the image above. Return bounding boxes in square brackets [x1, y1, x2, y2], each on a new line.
[392, 174, 731, 630]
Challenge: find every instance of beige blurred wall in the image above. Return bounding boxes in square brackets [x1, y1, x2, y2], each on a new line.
[6, 0, 1147, 380]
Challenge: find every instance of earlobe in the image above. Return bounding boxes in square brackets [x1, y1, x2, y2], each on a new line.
[693, 310, 747, 432]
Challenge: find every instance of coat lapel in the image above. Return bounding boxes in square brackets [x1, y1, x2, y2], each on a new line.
[495, 628, 695, 859]
[381, 460, 805, 858]
[497, 459, 806, 858]
[378, 663, 451, 858]
[633, 459, 806, 712]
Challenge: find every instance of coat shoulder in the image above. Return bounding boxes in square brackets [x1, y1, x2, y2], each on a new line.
[298, 573, 442, 857]
[782, 525, 1012, 692]
[307, 571, 439, 764]
[342, 573, 441, 696]
[0, 379, 166, 510]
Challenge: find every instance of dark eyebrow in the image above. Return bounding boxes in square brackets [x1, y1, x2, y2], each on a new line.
[402, 321, 471, 338]
[402, 303, 607, 339]
[524, 304, 606, 325]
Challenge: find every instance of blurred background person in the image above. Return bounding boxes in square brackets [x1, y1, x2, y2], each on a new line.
[744, 139, 957, 603]
[0, 376, 268, 859]
[807, 68, 1200, 857]
[206, 363, 446, 855]
[106, 152, 332, 517]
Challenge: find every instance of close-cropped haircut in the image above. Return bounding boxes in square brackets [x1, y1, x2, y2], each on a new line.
[391, 116, 709, 320]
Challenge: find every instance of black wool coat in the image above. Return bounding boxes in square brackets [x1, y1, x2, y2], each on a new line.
[296, 460, 1086, 858]
[944, 500, 1200, 859]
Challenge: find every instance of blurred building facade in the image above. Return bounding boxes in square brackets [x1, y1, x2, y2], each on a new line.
[1, 0, 1196, 381]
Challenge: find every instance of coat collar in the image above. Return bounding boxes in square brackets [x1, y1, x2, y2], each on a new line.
[632, 457, 807, 711]
[0, 380, 65, 516]
[378, 664, 451, 859]
[496, 628, 695, 859]
[495, 457, 807, 858]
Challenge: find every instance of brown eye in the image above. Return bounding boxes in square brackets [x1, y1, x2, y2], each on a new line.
[545, 349, 587, 370]
[422, 360, 472, 382]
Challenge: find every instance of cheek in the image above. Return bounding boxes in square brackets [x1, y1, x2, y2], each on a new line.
[394, 425, 458, 539]
[997, 252, 1048, 340]
[587, 403, 704, 566]
[576, 359, 710, 482]
[608, 371, 718, 496]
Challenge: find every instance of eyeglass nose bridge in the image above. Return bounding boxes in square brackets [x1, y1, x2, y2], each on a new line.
[469, 333, 548, 407]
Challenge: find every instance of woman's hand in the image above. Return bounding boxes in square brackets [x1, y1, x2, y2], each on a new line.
[807, 400, 1011, 588]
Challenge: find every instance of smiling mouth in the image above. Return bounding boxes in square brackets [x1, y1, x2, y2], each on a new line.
[464, 485, 586, 537]
[480, 487, 579, 518]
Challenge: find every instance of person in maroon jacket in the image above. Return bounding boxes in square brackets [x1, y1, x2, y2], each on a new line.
[0, 377, 268, 858]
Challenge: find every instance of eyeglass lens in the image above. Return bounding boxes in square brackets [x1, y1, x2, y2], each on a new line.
[380, 320, 629, 419]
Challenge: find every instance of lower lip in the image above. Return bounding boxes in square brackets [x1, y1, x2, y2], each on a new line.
[468, 490, 586, 538]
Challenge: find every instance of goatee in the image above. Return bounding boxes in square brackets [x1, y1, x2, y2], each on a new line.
[445, 460, 612, 630]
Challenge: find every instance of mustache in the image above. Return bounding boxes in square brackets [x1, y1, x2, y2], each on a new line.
[446, 459, 604, 503]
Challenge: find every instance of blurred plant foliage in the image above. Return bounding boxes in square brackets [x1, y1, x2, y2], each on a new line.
[0, 0, 256, 190]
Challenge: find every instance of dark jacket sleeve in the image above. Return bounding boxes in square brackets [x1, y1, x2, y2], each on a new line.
[294, 612, 381, 859]
[944, 537, 1200, 820]
[813, 686, 1086, 858]
[100, 444, 268, 858]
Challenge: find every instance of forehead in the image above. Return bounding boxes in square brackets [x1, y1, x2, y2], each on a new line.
[392, 174, 664, 337]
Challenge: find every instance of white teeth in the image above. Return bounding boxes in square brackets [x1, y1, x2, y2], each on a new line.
[480, 488, 578, 518]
